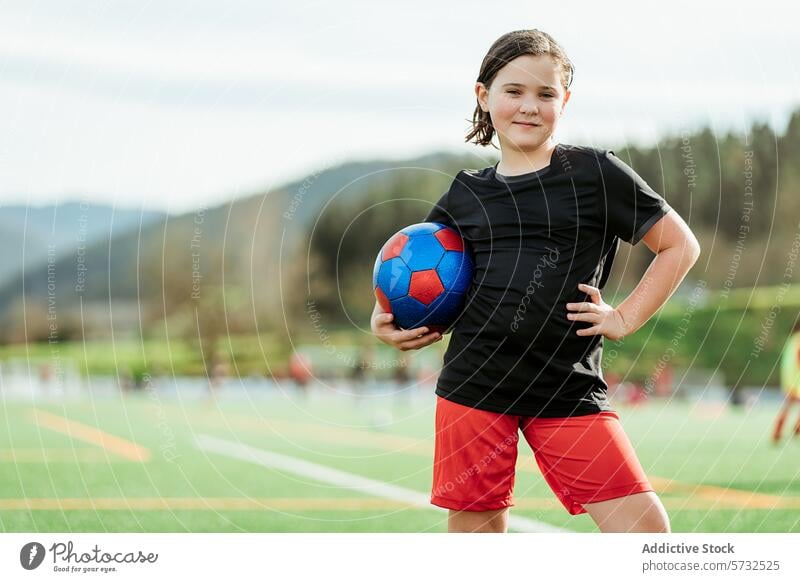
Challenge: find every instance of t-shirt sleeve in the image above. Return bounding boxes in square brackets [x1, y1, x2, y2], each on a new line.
[423, 188, 455, 228]
[600, 150, 671, 245]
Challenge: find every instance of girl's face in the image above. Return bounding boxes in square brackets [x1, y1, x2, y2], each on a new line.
[475, 54, 571, 152]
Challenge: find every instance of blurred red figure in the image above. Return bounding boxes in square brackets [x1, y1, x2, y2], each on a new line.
[289, 351, 313, 393]
[627, 382, 647, 406]
[653, 365, 673, 397]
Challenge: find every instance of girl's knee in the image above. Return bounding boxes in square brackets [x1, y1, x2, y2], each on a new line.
[586, 492, 671, 533]
[641, 509, 671, 533]
[631, 496, 670, 532]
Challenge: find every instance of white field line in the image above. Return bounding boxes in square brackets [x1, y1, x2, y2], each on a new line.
[195, 433, 567, 533]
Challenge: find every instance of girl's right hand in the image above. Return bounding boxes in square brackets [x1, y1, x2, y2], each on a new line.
[371, 311, 443, 351]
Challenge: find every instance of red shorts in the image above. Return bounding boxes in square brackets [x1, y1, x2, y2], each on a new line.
[431, 396, 653, 515]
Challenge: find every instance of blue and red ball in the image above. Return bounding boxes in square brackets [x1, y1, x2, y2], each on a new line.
[373, 222, 473, 333]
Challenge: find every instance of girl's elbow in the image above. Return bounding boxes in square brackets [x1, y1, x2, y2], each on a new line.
[686, 235, 701, 265]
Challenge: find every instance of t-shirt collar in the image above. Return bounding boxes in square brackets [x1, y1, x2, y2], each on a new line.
[492, 143, 561, 184]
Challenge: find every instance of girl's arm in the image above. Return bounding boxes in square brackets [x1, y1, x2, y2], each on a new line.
[615, 210, 701, 335]
[567, 210, 701, 340]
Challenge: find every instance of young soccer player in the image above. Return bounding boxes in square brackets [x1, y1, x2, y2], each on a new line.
[772, 319, 800, 443]
[371, 29, 700, 532]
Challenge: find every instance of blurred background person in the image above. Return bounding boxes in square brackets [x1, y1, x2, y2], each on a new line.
[772, 318, 800, 443]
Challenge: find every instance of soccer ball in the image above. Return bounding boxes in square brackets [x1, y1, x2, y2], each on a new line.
[373, 222, 473, 333]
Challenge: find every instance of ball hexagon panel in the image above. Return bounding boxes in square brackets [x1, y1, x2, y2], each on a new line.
[390, 295, 429, 327]
[392, 290, 466, 329]
[408, 269, 444, 306]
[437, 250, 473, 291]
[376, 257, 411, 300]
[426, 291, 466, 326]
[400, 233, 445, 271]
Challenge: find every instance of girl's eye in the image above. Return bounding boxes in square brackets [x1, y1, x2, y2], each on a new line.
[541, 94, 555, 98]
[507, 90, 521, 95]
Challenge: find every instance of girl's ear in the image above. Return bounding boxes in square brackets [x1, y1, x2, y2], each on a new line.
[474, 82, 489, 112]
[560, 89, 572, 115]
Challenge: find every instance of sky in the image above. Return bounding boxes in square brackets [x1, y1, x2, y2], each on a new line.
[1, 0, 798, 214]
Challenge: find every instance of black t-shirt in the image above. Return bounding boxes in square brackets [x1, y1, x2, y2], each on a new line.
[424, 143, 671, 417]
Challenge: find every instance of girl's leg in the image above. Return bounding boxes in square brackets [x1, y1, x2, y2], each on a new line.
[583, 491, 670, 533]
[448, 507, 509, 533]
[430, 396, 520, 533]
[522, 411, 660, 532]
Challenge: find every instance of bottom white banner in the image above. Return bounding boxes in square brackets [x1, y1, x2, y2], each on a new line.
[1, 533, 798, 581]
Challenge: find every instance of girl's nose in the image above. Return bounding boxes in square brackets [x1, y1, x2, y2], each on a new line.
[518, 97, 538, 114]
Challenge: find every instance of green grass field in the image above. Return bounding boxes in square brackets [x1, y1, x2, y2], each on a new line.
[1, 388, 799, 532]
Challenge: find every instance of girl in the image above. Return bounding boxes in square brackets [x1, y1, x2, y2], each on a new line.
[371, 29, 700, 532]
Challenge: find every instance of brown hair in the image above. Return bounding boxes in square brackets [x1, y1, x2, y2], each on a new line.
[466, 30, 574, 147]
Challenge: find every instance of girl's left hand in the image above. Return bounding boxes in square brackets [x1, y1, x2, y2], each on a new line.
[566, 283, 629, 340]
